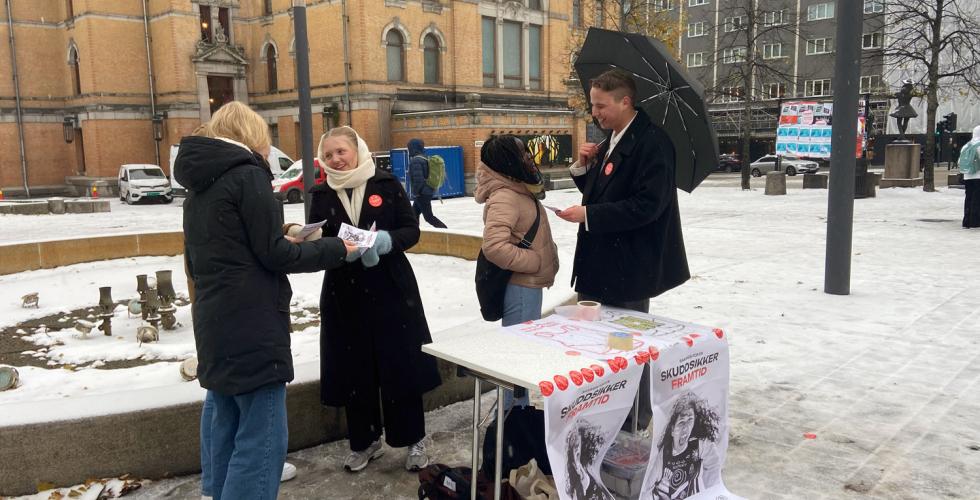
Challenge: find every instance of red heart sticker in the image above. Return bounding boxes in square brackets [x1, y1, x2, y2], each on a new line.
[648, 346, 660, 361]
[566, 350, 581, 356]
[714, 328, 725, 339]
[368, 194, 383, 207]
[803, 433, 817, 440]
[569, 370, 584, 386]
[580, 367, 595, 382]
[690, 333, 701, 339]
[590, 364, 605, 377]
[635, 351, 650, 364]
[604, 162, 614, 175]
[615, 356, 628, 370]
[554, 375, 569, 390]
[539, 381, 554, 397]
[607, 359, 620, 373]
[684, 336, 694, 347]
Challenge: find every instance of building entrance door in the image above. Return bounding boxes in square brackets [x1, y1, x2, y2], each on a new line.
[207, 75, 235, 115]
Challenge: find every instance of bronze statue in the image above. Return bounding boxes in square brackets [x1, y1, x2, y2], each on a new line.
[890, 79, 919, 140]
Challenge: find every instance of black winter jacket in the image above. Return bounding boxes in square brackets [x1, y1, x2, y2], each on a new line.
[175, 136, 347, 395]
[408, 139, 432, 197]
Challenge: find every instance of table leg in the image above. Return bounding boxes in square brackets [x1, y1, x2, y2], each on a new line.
[494, 385, 505, 500]
[632, 388, 640, 434]
[472, 378, 480, 500]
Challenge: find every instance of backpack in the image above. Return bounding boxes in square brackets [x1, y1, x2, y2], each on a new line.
[418, 464, 521, 500]
[425, 154, 447, 191]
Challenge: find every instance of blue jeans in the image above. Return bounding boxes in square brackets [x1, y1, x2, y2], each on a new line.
[204, 383, 288, 500]
[501, 284, 542, 409]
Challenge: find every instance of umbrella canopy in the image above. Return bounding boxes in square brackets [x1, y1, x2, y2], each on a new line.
[574, 27, 718, 193]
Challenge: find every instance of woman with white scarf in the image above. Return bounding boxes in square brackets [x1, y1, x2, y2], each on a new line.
[309, 126, 442, 473]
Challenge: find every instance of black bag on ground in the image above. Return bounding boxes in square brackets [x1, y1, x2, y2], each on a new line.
[474, 205, 542, 322]
[417, 463, 521, 500]
[481, 405, 552, 480]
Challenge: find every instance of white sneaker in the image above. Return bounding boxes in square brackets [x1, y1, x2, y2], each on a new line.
[405, 439, 429, 471]
[344, 439, 384, 472]
[281, 461, 297, 482]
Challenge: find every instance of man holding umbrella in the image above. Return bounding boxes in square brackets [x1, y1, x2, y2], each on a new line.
[557, 69, 690, 429]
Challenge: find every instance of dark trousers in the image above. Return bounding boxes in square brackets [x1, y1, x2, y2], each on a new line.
[579, 294, 652, 431]
[412, 193, 447, 228]
[965, 179, 980, 228]
[346, 389, 425, 451]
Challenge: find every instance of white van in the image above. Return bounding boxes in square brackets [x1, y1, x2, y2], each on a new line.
[168, 144, 294, 196]
[118, 164, 173, 204]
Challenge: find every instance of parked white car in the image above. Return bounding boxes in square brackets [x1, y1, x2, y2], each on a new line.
[749, 155, 820, 177]
[168, 144, 294, 196]
[118, 164, 173, 204]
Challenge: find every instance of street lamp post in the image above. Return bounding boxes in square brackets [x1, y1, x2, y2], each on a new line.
[63, 116, 76, 144]
[151, 112, 167, 168]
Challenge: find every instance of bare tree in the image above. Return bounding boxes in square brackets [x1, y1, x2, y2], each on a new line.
[881, 0, 980, 191]
[706, 1, 804, 189]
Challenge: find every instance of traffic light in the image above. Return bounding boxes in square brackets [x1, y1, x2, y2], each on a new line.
[936, 117, 946, 134]
[945, 112, 957, 132]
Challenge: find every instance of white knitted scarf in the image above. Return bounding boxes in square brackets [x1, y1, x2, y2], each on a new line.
[320, 132, 376, 226]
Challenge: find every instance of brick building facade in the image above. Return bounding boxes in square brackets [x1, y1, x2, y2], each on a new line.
[0, 0, 588, 196]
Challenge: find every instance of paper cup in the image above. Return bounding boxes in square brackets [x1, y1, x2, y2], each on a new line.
[577, 300, 601, 321]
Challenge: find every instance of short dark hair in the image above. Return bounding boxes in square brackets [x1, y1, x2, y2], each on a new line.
[590, 69, 637, 104]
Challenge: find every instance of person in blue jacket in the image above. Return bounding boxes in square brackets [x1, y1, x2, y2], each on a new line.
[408, 138, 448, 228]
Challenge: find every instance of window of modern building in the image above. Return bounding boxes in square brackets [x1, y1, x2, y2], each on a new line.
[68, 45, 81, 96]
[263, 0, 273, 16]
[860, 75, 881, 94]
[763, 43, 785, 59]
[529, 25, 542, 90]
[863, 0, 883, 14]
[862, 32, 882, 49]
[765, 83, 787, 99]
[482, 17, 496, 87]
[722, 47, 747, 64]
[503, 21, 522, 89]
[686, 52, 706, 67]
[424, 34, 440, 84]
[806, 37, 834, 55]
[763, 9, 786, 26]
[724, 16, 747, 32]
[807, 2, 835, 21]
[573, 0, 582, 26]
[653, 0, 673, 11]
[719, 86, 744, 103]
[688, 21, 706, 37]
[266, 45, 278, 92]
[200, 6, 212, 42]
[805, 78, 832, 96]
[689, 0, 708, 6]
[385, 30, 405, 82]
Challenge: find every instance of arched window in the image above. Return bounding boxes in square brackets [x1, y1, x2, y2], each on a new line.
[386, 30, 405, 82]
[266, 44, 278, 92]
[68, 45, 81, 96]
[423, 34, 440, 84]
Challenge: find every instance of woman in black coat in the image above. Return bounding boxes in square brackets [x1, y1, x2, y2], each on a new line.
[309, 126, 441, 473]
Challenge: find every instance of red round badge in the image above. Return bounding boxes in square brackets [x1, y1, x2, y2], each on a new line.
[581, 367, 595, 382]
[590, 364, 605, 377]
[554, 375, 569, 390]
[539, 380, 554, 397]
[368, 194, 383, 207]
[604, 162, 614, 175]
[569, 370, 584, 386]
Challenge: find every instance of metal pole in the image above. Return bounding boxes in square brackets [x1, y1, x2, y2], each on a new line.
[494, 385, 504, 500]
[824, 0, 862, 296]
[292, 1, 315, 221]
[141, 0, 160, 169]
[6, 0, 30, 197]
[471, 378, 480, 500]
[341, 0, 353, 126]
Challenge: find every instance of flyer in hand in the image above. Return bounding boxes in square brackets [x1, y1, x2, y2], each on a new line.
[338, 222, 378, 248]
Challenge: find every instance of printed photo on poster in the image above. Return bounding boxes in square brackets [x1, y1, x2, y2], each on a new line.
[649, 392, 723, 500]
[565, 418, 616, 500]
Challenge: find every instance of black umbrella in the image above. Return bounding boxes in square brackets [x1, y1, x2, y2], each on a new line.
[574, 27, 718, 193]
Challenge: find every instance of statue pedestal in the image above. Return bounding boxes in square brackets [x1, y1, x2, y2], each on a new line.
[881, 143, 924, 188]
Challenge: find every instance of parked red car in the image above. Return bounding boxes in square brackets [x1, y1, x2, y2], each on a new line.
[272, 159, 327, 204]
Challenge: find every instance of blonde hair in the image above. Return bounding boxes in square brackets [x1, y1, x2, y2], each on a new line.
[317, 126, 359, 164]
[206, 101, 271, 152]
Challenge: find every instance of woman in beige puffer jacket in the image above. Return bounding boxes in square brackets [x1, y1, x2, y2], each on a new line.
[475, 135, 560, 326]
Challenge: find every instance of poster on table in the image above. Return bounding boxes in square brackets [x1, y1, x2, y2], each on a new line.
[543, 361, 645, 500]
[775, 100, 864, 159]
[639, 334, 742, 500]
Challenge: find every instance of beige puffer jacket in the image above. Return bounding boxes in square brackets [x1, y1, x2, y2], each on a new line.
[474, 163, 559, 289]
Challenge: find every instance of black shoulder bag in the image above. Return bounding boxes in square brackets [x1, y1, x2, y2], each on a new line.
[474, 204, 541, 322]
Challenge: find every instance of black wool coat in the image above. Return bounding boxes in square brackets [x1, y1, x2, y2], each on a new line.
[309, 171, 442, 406]
[571, 109, 691, 303]
[175, 136, 348, 395]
